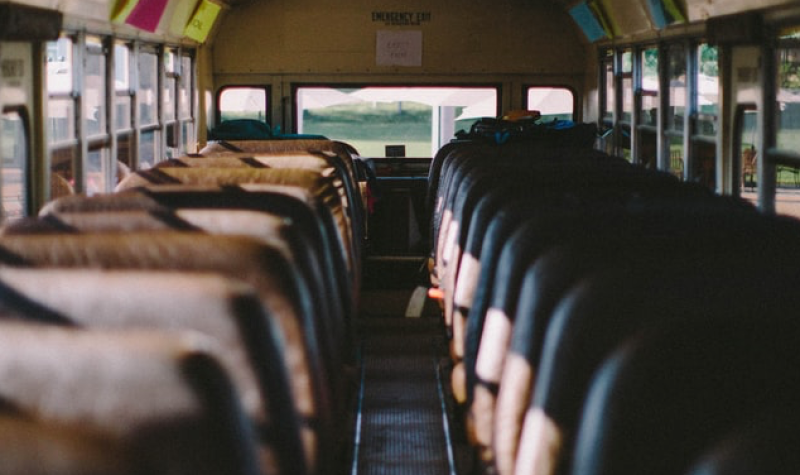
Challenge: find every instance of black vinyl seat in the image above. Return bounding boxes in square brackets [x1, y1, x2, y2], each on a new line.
[683, 406, 800, 475]
[515, 214, 800, 475]
[571, 313, 800, 475]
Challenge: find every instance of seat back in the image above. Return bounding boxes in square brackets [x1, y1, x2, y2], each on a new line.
[0, 321, 261, 475]
[0, 268, 306, 475]
[0, 231, 337, 471]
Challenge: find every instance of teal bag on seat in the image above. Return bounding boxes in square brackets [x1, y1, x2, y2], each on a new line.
[209, 119, 327, 141]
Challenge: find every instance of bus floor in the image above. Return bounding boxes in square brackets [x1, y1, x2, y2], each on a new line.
[350, 288, 473, 475]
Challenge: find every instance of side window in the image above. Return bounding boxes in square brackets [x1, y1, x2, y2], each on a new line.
[114, 41, 134, 175]
[696, 43, 719, 136]
[640, 47, 659, 127]
[601, 49, 614, 124]
[218, 86, 269, 123]
[620, 48, 634, 162]
[179, 53, 195, 153]
[691, 43, 719, 190]
[599, 49, 615, 155]
[46, 36, 76, 198]
[774, 39, 800, 217]
[138, 49, 160, 169]
[666, 43, 687, 179]
[85, 36, 110, 195]
[620, 49, 634, 125]
[637, 47, 659, 170]
[525, 87, 574, 121]
[0, 109, 30, 222]
[776, 42, 800, 153]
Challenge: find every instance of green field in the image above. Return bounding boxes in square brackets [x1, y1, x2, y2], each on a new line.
[303, 110, 432, 157]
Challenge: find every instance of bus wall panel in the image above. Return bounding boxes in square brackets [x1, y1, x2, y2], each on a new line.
[686, 0, 799, 21]
[212, 0, 587, 76]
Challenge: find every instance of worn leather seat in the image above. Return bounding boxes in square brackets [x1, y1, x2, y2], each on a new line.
[3, 208, 351, 372]
[0, 232, 340, 473]
[0, 268, 305, 475]
[0, 320, 262, 475]
[40, 187, 356, 320]
[163, 150, 365, 249]
[114, 167, 354, 264]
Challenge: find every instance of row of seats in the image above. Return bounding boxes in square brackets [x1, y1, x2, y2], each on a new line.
[0, 138, 366, 475]
[426, 129, 800, 475]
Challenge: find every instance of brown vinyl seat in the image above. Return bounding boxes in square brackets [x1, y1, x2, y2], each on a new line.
[114, 168, 356, 277]
[0, 268, 306, 475]
[1, 209, 351, 373]
[0, 412, 138, 475]
[158, 153, 330, 172]
[198, 139, 367, 242]
[0, 232, 338, 474]
[0, 320, 261, 475]
[198, 139, 359, 187]
[38, 187, 357, 320]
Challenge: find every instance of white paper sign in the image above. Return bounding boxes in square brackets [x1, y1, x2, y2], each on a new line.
[376, 30, 422, 67]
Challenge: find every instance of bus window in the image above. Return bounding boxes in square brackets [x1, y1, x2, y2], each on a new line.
[46, 37, 74, 144]
[637, 47, 659, 169]
[734, 104, 758, 203]
[0, 109, 29, 221]
[620, 48, 634, 162]
[218, 87, 268, 123]
[696, 44, 719, 136]
[295, 86, 498, 158]
[692, 43, 719, 190]
[138, 51, 159, 128]
[525, 87, 574, 121]
[114, 42, 131, 132]
[775, 40, 800, 218]
[179, 54, 195, 152]
[599, 49, 615, 155]
[640, 48, 659, 127]
[138, 49, 160, 168]
[620, 49, 634, 124]
[667, 43, 687, 180]
[777, 44, 800, 153]
[601, 49, 614, 124]
[85, 36, 109, 194]
[115, 42, 134, 175]
[47, 37, 76, 198]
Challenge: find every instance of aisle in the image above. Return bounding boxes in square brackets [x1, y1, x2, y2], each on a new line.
[351, 317, 457, 475]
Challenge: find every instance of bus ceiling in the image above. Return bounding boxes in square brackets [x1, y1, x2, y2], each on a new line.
[0, 4, 62, 41]
[0, 0, 797, 43]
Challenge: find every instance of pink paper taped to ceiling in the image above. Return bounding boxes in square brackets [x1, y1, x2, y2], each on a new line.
[126, 0, 170, 32]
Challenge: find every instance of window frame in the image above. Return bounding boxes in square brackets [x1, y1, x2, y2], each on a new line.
[523, 85, 577, 122]
[45, 33, 197, 195]
[216, 85, 271, 125]
[291, 83, 501, 158]
[1, 106, 33, 220]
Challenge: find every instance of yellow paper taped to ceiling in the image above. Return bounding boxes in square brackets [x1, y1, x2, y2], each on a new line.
[184, 0, 221, 43]
[662, 0, 686, 23]
[110, 0, 138, 23]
